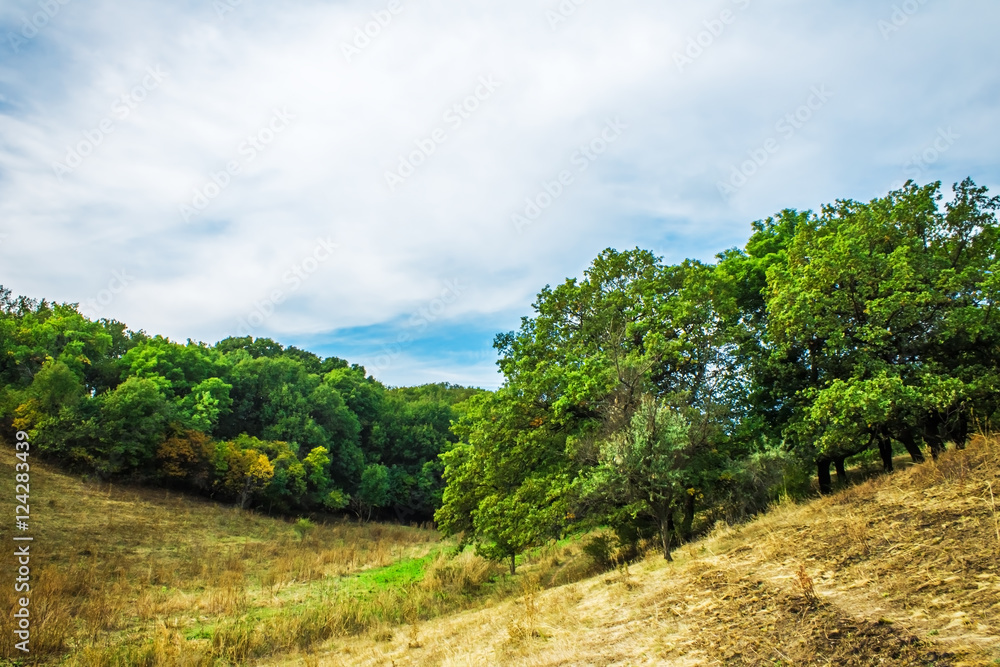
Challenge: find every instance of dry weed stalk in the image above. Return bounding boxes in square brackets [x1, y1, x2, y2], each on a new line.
[987, 481, 1000, 549]
[407, 622, 422, 649]
[617, 561, 640, 590]
[844, 512, 872, 556]
[507, 591, 544, 641]
[794, 564, 820, 606]
[404, 607, 423, 649]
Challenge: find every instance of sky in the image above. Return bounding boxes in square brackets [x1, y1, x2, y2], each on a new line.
[1, 0, 998, 389]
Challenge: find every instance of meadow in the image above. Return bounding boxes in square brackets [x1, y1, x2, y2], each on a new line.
[0, 444, 598, 666]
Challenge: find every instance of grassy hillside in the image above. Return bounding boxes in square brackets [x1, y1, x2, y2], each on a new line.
[2, 437, 998, 665]
[272, 437, 1000, 666]
[0, 442, 443, 664]
[0, 444, 596, 665]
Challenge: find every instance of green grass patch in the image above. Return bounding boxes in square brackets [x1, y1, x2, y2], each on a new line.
[337, 551, 439, 597]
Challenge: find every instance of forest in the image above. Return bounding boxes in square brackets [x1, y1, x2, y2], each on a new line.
[2, 179, 997, 572]
[0, 299, 479, 521]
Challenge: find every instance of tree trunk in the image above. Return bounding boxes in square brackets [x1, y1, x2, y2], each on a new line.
[924, 415, 945, 460]
[834, 458, 847, 487]
[681, 493, 696, 541]
[659, 509, 675, 562]
[953, 415, 969, 450]
[899, 429, 925, 464]
[878, 437, 894, 472]
[928, 437, 944, 459]
[833, 456, 847, 488]
[509, 553, 516, 575]
[817, 459, 832, 495]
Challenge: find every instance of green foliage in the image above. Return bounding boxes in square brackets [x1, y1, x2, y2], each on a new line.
[583, 396, 698, 560]
[178, 377, 233, 432]
[581, 533, 616, 571]
[437, 389, 571, 573]
[90, 376, 172, 476]
[437, 178, 1000, 566]
[765, 179, 1000, 479]
[4, 177, 997, 545]
[0, 290, 476, 519]
[292, 517, 315, 540]
[353, 463, 391, 522]
[442, 246, 741, 566]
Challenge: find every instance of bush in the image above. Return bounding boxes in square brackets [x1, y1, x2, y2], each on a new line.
[582, 533, 616, 571]
[712, 449, 809, 524]
[293, 518, 315, 540]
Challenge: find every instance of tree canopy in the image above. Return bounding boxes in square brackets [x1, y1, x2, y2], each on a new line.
[0, 293, 482, 519]
[3, 179, 996, 566]
[437, 179, 1000, 567]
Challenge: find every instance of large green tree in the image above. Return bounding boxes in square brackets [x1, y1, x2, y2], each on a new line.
[437, 389, 570, 574]
[765, 180, 1000, 491]
[583, 396, 704, 561]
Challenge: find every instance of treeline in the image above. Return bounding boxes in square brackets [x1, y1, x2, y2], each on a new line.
[0, 297, 479, 520]
[435, 179, 1000, 571]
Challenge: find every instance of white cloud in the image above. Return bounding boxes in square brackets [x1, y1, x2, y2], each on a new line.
[1, 0, 999, 387]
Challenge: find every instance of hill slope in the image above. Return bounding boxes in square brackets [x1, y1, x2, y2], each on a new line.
[1, 438, 997, 665]
[0, 444, 443, 664]
[283, 437, 1000, 666]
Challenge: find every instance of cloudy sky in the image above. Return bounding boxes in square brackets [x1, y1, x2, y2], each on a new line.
[1, 0, 998, 388]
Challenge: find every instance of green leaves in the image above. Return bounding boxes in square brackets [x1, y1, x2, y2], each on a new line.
[353, 463, 391, 522]
[91, 376, 171, 476]
[0, 286, 476, 520]
[442, 249, 741, 564]
[764, 180, 1000, 463]
[440, 178, 1000, 555]
[436, 389, 571, 571]
[583, 396, 697, 559]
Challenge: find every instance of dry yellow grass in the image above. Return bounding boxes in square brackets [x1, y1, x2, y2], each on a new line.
[0, 443, 600, 665]
[0, 444, 442, 663]
[275, 436, 1000, 666]
[3, 436, 998, 665]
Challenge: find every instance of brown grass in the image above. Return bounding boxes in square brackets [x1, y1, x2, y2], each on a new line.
[0, 444, 606, 665]
[0, 444, 441, 663]
[6, 436, 999, 665]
